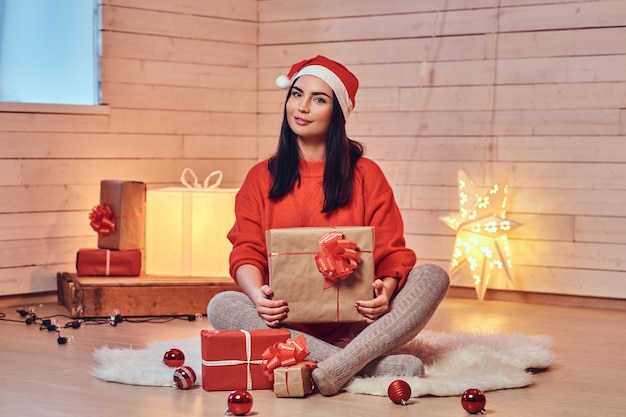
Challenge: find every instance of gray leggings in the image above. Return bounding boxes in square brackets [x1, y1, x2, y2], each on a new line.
[207, 264, 450, 363]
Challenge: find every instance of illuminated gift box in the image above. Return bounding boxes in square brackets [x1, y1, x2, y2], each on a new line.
[145, 171, 237, 277]
[76, 248, 142, 277]
[201, 328, 291, 391]
[267, 226, 374, 323]
[273, 364, 314, 398]
[94, 180, 146, 251]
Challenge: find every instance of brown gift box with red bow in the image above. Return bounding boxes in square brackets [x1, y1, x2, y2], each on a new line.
[266, 226, 374, 323]
[76, 248, 142, 276]
[201, 328, 291, 391]
[93, 180, 146, 251]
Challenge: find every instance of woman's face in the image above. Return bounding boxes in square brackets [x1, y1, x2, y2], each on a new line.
[286, 75, 334, 143]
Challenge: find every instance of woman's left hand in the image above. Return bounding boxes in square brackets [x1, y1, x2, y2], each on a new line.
[355, 278, 396, 323]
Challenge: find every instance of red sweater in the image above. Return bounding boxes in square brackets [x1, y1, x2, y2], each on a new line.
[227, 157, 416, 343]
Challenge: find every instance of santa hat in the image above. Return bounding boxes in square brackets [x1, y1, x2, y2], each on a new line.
[275, 55, 359, 119]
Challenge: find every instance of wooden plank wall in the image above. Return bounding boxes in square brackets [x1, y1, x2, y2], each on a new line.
[257, 0, 626, 300]
[1, 0, 625, 302]
[0, 0, 259, 296]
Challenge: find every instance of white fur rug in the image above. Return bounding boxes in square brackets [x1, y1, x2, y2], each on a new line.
[92, 330, 553, 397]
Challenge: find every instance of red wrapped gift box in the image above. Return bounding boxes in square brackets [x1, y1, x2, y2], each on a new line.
[76, 248, 142, 276]
[201, 328, 290, 391]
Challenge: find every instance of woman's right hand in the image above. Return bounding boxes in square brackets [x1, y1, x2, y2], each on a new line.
[255, 284, 289, 327]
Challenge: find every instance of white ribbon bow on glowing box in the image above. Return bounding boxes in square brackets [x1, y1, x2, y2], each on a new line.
[440, 169, 523, 301]
[145, 168, 238, 278]
[180, 168, 223, 190]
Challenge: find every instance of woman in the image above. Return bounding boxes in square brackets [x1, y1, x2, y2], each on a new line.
[208, 55, 449, 396]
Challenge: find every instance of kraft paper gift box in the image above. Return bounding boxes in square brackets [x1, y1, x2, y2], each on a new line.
[201, 328, 291, 391]
[273, 364, 314, 398]
[267, 226, 375, 323]
[145, 182, 237, 277]
[95, 180, 146, 251]
[76, 248, 142, 276]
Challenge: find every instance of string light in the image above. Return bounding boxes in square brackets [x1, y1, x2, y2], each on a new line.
[108, 309, 123, 326]
[57, 328, 75, 345]
[434, 1, 519, 301]
[0, 307, 205, 345]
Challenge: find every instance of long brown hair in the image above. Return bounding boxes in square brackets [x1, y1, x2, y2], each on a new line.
[268, 86, 363, 213]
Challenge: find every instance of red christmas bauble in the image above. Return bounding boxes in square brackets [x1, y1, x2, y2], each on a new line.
[387, 379, 412, 405]
[163, 348, 185, 367]
[226, 390, 253, 416]
[461, 388, 486, 414]
[172, 365, 196, 390]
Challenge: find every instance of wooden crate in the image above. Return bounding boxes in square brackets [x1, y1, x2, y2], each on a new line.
[56, 272, 240, 318]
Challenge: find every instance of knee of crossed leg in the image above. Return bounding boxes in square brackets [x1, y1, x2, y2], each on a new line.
[207, 291, 240, 328]
[414, 264, 450, 295]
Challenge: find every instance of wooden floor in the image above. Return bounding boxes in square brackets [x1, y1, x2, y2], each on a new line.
[1, 295, 625, 417]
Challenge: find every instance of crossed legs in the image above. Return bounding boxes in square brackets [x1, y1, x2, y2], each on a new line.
[207, 263, 449, 396]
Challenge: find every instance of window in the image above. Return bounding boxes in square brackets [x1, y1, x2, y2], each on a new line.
[0, 0, 101, 106]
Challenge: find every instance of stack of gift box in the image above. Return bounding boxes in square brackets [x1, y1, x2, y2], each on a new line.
[201, 328, 316, 397]
[76, 180, 146, 276]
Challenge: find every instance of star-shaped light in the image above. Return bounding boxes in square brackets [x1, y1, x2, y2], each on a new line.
[440, 169, 523, 301]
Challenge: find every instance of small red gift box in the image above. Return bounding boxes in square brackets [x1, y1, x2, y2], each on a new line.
[201, 328, 290, 391]
[76, 248, 142, 276]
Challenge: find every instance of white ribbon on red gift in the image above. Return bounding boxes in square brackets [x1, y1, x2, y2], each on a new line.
[201, 329, 262, 390]
[105, 250, 111, 276]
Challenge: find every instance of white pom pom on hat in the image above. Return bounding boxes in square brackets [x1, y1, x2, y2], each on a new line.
[275, 55, 359, 119]
[275, 75, 292, 89]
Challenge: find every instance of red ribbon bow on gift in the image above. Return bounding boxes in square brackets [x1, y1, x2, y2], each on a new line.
[262, 334, 310, 382]
[314, 231, 361, 289]
[89, 204, 116, 235]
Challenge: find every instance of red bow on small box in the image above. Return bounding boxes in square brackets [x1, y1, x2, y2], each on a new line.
[314, 231, 361, 289]
[89, 204, 116, 235]
[262, 334, 312, 382]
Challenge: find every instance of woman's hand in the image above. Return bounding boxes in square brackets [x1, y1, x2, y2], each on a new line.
[254, 284, 289, 327]
[235, 265, 289, 327]
[355, 278, 397, 324]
